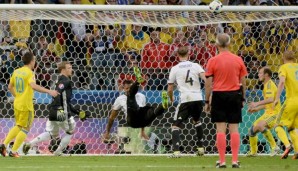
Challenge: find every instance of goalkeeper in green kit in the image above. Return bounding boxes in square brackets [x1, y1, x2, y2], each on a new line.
[23, 61, 88, 156]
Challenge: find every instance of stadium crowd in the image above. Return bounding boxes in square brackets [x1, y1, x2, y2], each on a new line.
[0, 0, 297, 100]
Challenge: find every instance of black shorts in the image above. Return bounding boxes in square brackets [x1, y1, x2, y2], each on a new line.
[211, 91, 242, 123]
[174, 101, 203, 124]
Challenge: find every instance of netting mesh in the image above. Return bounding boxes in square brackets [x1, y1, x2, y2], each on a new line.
[0, 5, 297, 155]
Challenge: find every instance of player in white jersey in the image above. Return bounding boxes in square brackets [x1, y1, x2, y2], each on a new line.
[104, 75, 169, 142]
[167, 46, 206, 158]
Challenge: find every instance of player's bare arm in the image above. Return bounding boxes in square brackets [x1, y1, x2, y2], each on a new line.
[240, 76, 246, 102]
[104, 109, 119, 141]
[204, 76, 213, 113]
[167, 83, 174, 103]
[273, 76, 285, 109]
[249, 97, 274, 109]
[30, 82, 59, 97]
[248, 105, 265, 113]
[8, 81, 16, 97]
[199, 72, 206, 82]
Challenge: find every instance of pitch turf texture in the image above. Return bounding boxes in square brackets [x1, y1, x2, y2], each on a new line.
[0, 156, 297, 171]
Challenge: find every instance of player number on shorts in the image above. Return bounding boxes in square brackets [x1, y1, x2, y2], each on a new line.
[295, 70, 298, 80]
[185, 70, 193, 86]
[16, 77, 24, 93]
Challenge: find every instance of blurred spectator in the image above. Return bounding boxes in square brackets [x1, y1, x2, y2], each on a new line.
[158, 0, 169, 19]
[146, 68, 168, 90]
[158, 27, 173, 44]
[264, 35, 282, 73]
[34, 36, 48, 59]
[90, 71, 114, 90]
[63, 12, 93, 66]
[167, 0, 182, 5]
[191, 31, 217, 69]
[205, 24, 223, 44]
[141, 31, 170, 70]
[238, 25, 256, 59]
[185, 26, 198, 45]
[91, 30, 115, 67]
[247, 58, 260, 79]
[117, 60, 146, 91]
[0, 22, 10, 44]
[35, 62, 52, 89]
[169, 30, 191, 66]
[123, 24, 150, 55]
[81, 0, 105, 4]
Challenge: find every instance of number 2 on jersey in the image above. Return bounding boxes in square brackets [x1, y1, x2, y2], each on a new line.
[295, 70, 298, 80]
[16, 77, 24, 93]
[185, 70, 193, 86]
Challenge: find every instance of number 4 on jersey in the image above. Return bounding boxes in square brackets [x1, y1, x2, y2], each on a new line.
[185, 70, 193, 86]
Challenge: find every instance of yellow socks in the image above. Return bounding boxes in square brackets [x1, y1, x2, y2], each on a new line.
[275, 126, 291, 147]
[249, 136, 258, 154]
[11, 129, 28, 152]
[3, 126, 21, 147]
[262, 129, 277, 149]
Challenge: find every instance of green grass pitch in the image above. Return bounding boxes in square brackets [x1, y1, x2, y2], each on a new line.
[0, 156, 297, 171]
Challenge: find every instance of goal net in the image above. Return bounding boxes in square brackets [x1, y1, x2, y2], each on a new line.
[0, 4, 297, 155]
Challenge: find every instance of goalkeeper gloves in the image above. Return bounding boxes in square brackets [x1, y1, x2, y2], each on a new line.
[79, 111, 88, 121]
[57, 110, 66, 122]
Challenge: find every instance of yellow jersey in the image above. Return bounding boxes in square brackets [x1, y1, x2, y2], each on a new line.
[263, 79, 281, 114]
[10, 66, 35, 111]
[278, 63, 298, 100]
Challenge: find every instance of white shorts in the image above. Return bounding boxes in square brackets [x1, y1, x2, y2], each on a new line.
[46, 116, 76, 136]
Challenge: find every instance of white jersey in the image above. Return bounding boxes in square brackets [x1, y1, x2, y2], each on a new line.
[168, 61, 205, 103]
[112, 93, 146, 118]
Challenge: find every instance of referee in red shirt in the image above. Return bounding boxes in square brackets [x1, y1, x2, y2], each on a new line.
[205, 33, 247, 168]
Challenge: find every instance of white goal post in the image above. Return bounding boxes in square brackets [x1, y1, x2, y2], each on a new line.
[0, 4, 297, 155]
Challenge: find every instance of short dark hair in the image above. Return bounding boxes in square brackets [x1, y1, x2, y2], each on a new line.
[123, 79, 133, 85]
[263, 67, 272, 77]
[177, 46, 189, 57]
[58, 61, 71, 73]
[22, 51, 34, 65]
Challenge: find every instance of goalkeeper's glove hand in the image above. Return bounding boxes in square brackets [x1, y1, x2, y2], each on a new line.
[57, 110, 66, 122]
[79, 111, 88, 121]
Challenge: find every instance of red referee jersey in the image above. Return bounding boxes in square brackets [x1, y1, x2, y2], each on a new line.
[205, 51, 247, 91]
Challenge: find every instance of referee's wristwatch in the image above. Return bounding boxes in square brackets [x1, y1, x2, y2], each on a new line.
[205, 100, 210, 104]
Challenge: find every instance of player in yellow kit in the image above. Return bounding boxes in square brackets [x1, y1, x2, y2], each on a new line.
[247, 67, 281, 157]
[274, 50, 298, 159]
[0, 52, 58, 158]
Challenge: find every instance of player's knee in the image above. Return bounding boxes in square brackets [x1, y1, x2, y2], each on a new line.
[256, 121, 266, 131]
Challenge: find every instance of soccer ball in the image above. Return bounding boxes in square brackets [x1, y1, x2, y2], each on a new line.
[209, 0, 223, 13]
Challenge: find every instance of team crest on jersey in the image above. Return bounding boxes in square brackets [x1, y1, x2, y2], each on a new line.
[58, 84, 64, 89]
